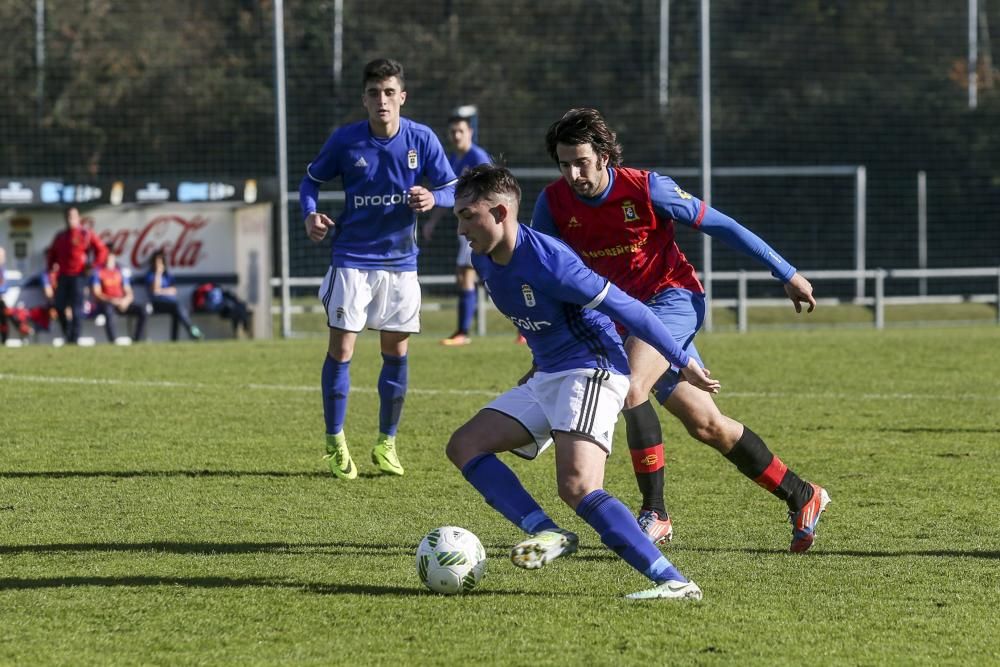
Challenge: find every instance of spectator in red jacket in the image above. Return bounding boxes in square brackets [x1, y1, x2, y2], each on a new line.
[46, 206, 108, 343]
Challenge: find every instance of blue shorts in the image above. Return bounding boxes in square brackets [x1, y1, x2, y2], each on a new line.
[621, 288, 706, 403]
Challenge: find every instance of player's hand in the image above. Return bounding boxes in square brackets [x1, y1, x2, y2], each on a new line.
[305, 212, 335, 242]
[680, 359, 720, 394]
[408, 186, 436, 213]
[784, 272, 816, 313]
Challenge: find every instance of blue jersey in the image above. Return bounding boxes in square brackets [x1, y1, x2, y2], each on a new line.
[450, 143, 492, 176]
[145, 270, 177, 302]
[301, 117, 457, 271]
[473, 225, 628, 374]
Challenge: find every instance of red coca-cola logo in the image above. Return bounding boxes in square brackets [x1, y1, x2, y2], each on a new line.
[98, 215, 207, 269]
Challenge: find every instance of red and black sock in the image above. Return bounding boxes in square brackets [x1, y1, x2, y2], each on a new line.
[623, 401, 667, 518]
[723, 426, 813, 511]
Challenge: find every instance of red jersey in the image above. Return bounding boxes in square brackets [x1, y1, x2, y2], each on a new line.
[96, 266, 126, 299]
[542, 167, 703, 302]
[46, 226, 108, 277]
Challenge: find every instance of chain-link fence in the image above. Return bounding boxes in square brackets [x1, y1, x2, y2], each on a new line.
[2, 1, 998, 333]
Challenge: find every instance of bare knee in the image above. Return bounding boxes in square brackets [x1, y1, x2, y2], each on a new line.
[557, 477, 593, 510]
[683, 413, 734, 452]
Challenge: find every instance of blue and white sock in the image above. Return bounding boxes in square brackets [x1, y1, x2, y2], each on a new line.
[378, 353, 408, 436]
[462, 454, 558, 534]
[457, 289, 476, 334]
[321, 355, 350, 435]
[576, 489, 688, 583]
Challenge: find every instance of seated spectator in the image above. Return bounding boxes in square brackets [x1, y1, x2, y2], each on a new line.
[192, 282, 251, 336]
[144, 249, 202, 341]
[1, 247, 32, 344]
[91, 252, 149, 343]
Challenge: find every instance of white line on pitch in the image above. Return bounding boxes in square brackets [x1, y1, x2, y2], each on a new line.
[1, 372, 997, 402]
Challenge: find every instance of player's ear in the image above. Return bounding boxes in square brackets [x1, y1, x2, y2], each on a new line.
[490, 204, 507, 225]
[399, 90, 407, 106]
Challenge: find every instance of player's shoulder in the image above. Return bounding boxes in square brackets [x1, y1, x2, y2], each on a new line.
[331, 119, 369, 140]
[521, 225, 576, 265]
[400, 117, 440, 143]
[469, 143, 492, 164]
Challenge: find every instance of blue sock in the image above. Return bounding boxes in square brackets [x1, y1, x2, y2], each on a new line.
[321, 355, 350, 435]
[378, 353, 408, 436]
[461, 454, 558, 534]
[576, 489, 688, 583]
[457, 289, 476, 334]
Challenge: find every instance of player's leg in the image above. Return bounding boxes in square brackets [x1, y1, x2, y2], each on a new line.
[442, 240, 475, 346]
[369, 270, 420, 475]
[127, 303, 148, 341]
[446, 399, 565, 551]
[372, 330, 409, 475]
[97, 302, 116, 342]
[543, 370, 699, 598]
[318, 266, 370, 479]
[622, 337, 673, 543]
[662, 368, 830, 552]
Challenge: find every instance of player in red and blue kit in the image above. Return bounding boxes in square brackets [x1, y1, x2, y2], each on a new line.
[422, 115, 493, 346]
[299, 58, 457, 479]
[533, 108, 830, 553]
[446, 164, 720, 599]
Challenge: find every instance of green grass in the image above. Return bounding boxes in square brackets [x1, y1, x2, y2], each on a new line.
[2, 325, 999, 665]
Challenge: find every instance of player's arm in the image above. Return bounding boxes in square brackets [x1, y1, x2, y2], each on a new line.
[541, 242, 718, 393]
[650, 173, 815, 313]
[90, 275, 107, 302]
[593, 283, 718, 393]
[528, 192, 560, 238]
[410, 135, 457, 213]
[300, 133, 343, 242]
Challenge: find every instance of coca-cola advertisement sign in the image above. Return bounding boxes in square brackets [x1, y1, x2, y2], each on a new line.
[79, 207, 235, 273]
[95, 214, 208, 269]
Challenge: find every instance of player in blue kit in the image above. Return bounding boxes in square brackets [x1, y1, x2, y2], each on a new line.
[300, 58, 457, 479]
[444, 164, 720, 600]
[422, 114, 493, 346]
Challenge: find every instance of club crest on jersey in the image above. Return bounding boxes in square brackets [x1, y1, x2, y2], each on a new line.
[622, 200, 640, 222]
[567, 216, 581, 227]
[407, 149, 418, 169]
[521, 284, 536, 307]
[674, 185, 693, 200]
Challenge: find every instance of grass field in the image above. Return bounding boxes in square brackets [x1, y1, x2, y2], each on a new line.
[2, 324, 999, 665]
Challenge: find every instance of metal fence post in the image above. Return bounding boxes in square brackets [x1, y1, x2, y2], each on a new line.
[874, 269, 885, 330]
[737, 270, 747, 333]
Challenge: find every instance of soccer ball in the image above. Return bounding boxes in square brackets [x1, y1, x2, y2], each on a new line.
[416, 526, 487, 595]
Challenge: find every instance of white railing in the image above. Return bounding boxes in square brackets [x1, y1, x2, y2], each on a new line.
[271, 266, 1000, 334]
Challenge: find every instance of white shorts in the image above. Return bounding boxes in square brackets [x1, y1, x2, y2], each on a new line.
[456, 234, 473, 267]
[318, 266, 421, 333]
[485, 368, 630, 460]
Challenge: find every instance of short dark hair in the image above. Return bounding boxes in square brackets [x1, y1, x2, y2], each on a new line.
[545, 107, 623, 166]
[363, 58, 405, 90]
[455, 164, 521, 206]
[447, 115, 471, 127]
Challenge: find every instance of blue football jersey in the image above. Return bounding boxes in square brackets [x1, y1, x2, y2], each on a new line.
[472, 225, 631, 375]
[450, 142, 492, 176]
[303, 117, 457, 271]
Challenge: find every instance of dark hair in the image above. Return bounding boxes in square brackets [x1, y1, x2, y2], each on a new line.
[455, 164, 521, 206]
[149, 249, 167, 270]
[545, 107, 623, 166]
[447, 115, 471, 127]
[363, 58, 405, 90]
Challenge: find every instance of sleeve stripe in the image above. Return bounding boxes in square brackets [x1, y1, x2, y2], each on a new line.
[692, 201, 707, 228]
[430, 178, 459, 191]
[305, 164, 324, 184]
[583, 281, 611, 309]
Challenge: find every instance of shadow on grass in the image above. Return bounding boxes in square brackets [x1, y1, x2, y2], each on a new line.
[0, 576, 565, 597]
[669, 546, 1000, 560]
[0, 541, 414, 556]
[0, 470, 332, 479]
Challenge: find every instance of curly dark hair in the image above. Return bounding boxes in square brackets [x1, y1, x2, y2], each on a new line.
[362, 58, 405, 90]
[544, 107, 623, 166]
[455, 164, 521, 206]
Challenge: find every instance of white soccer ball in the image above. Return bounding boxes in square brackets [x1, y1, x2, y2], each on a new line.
[416, 526, 487, 595]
